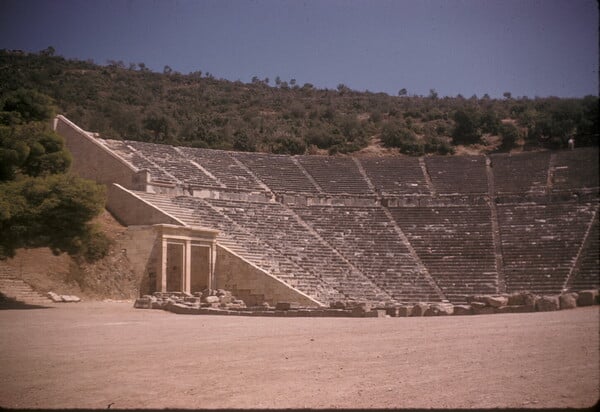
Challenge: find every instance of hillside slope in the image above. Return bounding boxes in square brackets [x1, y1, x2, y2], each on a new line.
[1, 49, 597, 155]
[0, 210, 139, 301]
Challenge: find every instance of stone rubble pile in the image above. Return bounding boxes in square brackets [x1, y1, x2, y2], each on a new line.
[134, 289, 599, 318]
[134, 292, 389, 317]
[134, 289, 247, 311]
[384, 289, 599, 317]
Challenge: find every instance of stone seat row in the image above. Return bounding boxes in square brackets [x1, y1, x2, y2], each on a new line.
[102, 138, 598, 196]
[134, 191, 597, 305]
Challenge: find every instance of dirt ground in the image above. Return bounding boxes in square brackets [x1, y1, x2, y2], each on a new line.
[0, 302, 598, 409]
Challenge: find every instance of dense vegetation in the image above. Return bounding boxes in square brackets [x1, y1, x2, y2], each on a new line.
[0, 86, 109, 261]
[0, 48, 597, 156]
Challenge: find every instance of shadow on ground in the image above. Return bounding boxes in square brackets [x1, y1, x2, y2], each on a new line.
[0, 293, 53, 310]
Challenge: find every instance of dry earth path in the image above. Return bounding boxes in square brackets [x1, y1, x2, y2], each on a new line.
[0, 302, 598, 409]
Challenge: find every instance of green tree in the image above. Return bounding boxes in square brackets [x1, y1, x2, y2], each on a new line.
[0, 174, 106, 259]
[0, 89, 108, 261]
[232, 130, 256, 152]
[452, 109, 481, 144]
[0, 88, 55, 124]
[498, 123, 520, 152]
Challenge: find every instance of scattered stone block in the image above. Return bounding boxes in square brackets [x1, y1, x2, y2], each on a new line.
[577, 290, 598, 307]
[485, 296, 508, 308]
[134, 297, 152, 309]
[203, 296, 220, 304]
[470, 301, 487, 310]
[453, 305, 473, 316]
[507, 292, 538, 307]
[410, 303, 429, 316]
[47, 291, 64, 302]
[425, 303, 453, 316]
[219, 294, 233, 304]
[466, 295, 487, 304]
[536, 295, 560, 312]
[330, 301, 346, 309]
[559, 292, 578, 310]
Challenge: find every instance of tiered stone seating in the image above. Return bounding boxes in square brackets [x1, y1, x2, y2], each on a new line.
[134, 192, 341, 303]
[569, 213, 599, 291]
[293, 205, 441, 303]
[297, 156, 373, 195]
[232, 152, 319, 193]
[389, 206, 498, 302]
[203, 198, 394, 304]
[552, 148, 599, 192]
[359, 157, 430, 195]
[491, 151, 550, 194]
[179, 147, 265, 191]
[425, 155, 488, 194]
[125, 141, 220, 187]
[497, 203, 596, 294]
[101, 139, 175, 183]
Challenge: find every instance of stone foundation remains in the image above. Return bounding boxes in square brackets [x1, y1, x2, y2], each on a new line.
[134, 289, 599, 318]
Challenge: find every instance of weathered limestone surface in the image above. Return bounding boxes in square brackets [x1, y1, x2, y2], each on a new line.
[576, 290, 599, 306]
[536, 295, 560, 312]
[559, 292, 578, 310]
[47, 292, 81, 303]
[424, 303, 454, 316]
[484, 296, 508, 308]
[507, 292, 538, 306]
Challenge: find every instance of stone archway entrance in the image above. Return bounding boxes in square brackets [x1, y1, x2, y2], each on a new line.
[156, 224, 219, 294]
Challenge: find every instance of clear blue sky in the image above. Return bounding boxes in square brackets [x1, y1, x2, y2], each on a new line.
[1, 0, 598, 98]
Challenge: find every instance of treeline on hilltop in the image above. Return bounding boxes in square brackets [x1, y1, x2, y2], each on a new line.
[0, 48, 598, 156]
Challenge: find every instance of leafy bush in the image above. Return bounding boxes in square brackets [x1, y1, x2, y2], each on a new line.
[305, 128, 342, 149]
[381, 123, 416, 148]
[271, 135, 306, 155]
[78, 226, 113, 263]
[232, 130, 256, 152]
[498, 123, 520, 152]
[452, 109, 481, 145]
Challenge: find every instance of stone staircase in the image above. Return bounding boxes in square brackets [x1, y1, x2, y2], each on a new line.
[0, 266, 53, 306]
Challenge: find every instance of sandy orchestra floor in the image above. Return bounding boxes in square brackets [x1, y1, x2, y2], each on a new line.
[0, 301, 598, 409]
